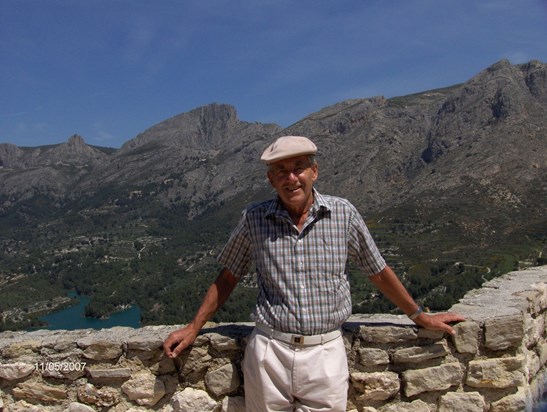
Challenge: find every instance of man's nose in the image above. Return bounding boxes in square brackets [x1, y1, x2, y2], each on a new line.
[286, 170, 299, 181]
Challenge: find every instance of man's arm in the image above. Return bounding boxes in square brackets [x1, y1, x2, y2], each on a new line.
[369, 265, 465, 335]
[163, 267, 239, 358]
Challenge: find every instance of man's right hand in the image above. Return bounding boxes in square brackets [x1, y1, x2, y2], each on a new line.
[163, 324, 199, 358]
[162, 268, 239, 359]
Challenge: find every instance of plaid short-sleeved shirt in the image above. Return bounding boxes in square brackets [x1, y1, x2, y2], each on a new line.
[217, 189, 386, 335]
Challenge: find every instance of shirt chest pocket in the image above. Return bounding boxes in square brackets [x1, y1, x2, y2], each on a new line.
[306, 233, 347, 276]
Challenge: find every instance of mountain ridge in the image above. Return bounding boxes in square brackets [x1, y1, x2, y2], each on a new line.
[1, 60, 545, 217]
[0, 59, 545, 330]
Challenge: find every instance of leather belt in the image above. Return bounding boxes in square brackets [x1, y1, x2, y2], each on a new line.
[255, 323, 341, 346]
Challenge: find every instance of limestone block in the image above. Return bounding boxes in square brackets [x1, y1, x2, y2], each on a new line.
[150, 353, 177, 375]
[516, 288, 545, 314]
[538, 341, 547, 366]
[358, 347, 389, 366]
[126, 336, 163, 352]
[451, 321, 480, 354]
[170, 387, 217, 412]
[466, 356, 525, 389]
[525, 314, 545, 348]
[12, 381, 68, 403]
[121, 370, 166, 406]
[8, 400, 43, 411]
[526, 350, 541, 379]
[87, 367, 132, 379]
[417, 328, 445, 339]
[77, 382, 120, 407]
[82, 340, 123, 361]
[490, 387, 529, 412]
[485, 315, 525, 350]
[194, 334, 210, 347]
[392, 342, 447, 364]
[205, 362, 241, 397]
[221, 395, 246, 412]
[360, 325, 417, 343]
[180, 346, 212, 375]
[402, 362, 462, 397]
[0, 361, 35, 380]
[206, 333, 240, 352]
[378, 399, 431, 411]
[350, 371, 400, 401]
[438, 391, 486, 412]
[2, 341, 41, 358]
[53, 339, 78, 352]
[126, 336, 164, 361]
[530, 282, 547, 310]
[68, 402, 96, 412]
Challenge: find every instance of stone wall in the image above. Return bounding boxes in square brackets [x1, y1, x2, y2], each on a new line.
[0, 266, 545, 412]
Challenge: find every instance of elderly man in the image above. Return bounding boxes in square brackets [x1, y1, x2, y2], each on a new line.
[164, 135, 464, 411]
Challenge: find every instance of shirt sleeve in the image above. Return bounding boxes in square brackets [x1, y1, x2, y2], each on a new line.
[217, 209, 252, 278]
[347, 205, 386, 276]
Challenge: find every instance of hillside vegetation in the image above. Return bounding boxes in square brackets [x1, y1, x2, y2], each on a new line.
[0, 60, 545, 331]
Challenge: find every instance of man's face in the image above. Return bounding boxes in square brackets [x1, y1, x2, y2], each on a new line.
[267, 155, 318, 212]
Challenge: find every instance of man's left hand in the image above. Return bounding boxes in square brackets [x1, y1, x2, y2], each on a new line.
[413, 312, 466, 335]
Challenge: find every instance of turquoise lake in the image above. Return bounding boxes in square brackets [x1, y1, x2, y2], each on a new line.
[39, 292, 141, 330]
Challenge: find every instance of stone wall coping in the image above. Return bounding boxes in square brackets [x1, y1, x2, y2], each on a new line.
[449, 266, 547, 321]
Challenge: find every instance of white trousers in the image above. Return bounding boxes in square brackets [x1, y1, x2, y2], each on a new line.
[243, 328, 349, 411]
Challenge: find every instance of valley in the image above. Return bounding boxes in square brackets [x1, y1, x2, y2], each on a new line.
[0, 60, 545, 331]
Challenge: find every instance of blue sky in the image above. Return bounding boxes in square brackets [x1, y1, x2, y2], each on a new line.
[1, 0, 546, 148]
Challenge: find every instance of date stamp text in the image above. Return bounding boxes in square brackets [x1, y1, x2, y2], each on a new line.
[35, 362, 87, 372]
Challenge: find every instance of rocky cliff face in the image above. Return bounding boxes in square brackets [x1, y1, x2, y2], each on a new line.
[75, 104, 282, 214]
[0, 104, 282, 215]
[282, 60, 546, 215]
[0, 135, 111, 205]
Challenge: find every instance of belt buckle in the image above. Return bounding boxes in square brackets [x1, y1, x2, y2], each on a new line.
[291, 335, 304, 345]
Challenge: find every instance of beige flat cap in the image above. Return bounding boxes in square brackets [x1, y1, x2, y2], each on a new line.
[260, 136, 317, 163]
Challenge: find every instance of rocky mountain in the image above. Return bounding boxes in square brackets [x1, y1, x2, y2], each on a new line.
[0, 105, 280, 214]
[285, 60, 546, 214]
[0, 59, 545, 330]
[2, 60, 545, 218]
[0, 135, 112, 205]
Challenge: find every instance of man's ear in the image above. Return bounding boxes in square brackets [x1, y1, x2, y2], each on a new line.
[312, 164, 319, 182]
[267, 170, 274, 186]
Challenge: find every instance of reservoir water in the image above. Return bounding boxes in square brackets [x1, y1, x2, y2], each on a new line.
[39, 292, 141, 330]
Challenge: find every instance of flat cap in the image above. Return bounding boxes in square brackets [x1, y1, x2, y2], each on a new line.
[260, 136, 317, 163]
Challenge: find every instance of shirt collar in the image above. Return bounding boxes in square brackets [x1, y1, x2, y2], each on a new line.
[265, 188, 331, 219]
